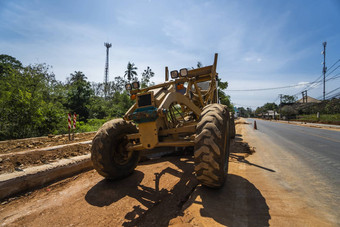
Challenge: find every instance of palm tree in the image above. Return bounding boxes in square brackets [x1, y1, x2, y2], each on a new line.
[124, 62, 138, 83]
[69, 71, 87, 84]
[141, 66, 154, 88]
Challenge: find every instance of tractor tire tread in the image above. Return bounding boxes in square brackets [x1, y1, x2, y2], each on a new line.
[91, 119, 139, 180]
[194, 104, 231, 188]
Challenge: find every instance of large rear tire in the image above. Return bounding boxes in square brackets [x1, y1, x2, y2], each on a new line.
[91, 119, 140, 180]
[194, 104, 230, 188]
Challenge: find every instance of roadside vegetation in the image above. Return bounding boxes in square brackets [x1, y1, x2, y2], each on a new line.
[251, 97, 340, 125]
[0, 54, 141, 140]
[295, 114, 340, 124]
[0, 55, 232, 140]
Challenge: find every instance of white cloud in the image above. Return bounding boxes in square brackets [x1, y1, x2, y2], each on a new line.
[1, 0, 339, 108]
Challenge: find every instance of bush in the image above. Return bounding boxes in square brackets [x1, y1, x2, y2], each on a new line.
[280, 105, 298, 119]
[76, 118, 110, 133]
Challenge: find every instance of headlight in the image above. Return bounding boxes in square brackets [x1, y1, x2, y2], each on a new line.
[170, 70, 179, 79]
[125, 83, 132, 90]
[132, 81, 140, 89]
[180, 68, 188, 77]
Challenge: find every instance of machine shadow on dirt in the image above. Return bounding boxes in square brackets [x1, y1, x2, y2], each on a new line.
[85, 155, 196, 226]
[85, 138, 271, 226]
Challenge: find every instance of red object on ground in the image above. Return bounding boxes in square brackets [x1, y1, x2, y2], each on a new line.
[68, 113, 71, 129]
[73, 113, 77, 129]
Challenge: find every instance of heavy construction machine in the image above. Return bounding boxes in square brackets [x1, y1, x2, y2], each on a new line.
[91, 53, 232, 187]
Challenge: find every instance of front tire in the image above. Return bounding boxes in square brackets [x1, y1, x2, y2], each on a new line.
[194, 104, 230, 188]
[91, 119, 140, 179]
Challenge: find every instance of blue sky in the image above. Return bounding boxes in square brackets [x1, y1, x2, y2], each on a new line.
[1, 0, 339, 108]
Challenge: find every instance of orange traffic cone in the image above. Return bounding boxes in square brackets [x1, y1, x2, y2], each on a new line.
[254, 120, 257, 130]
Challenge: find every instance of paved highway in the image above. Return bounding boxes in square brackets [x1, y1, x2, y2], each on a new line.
[245, 118, 340, 224]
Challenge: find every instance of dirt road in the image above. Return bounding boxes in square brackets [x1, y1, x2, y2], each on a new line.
[0, 121, 335, 226]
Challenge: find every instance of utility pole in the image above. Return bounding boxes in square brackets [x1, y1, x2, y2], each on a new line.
[301, 90, 307, 103]
[104, 42, 112, 99]
[279, 94, 283, 120]
[322, 42, 327, 101]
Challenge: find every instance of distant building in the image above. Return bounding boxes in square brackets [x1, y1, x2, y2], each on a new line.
[296, 96, 321, 103]
[259, 110, 278, 119]
[266, 110, 278, 119]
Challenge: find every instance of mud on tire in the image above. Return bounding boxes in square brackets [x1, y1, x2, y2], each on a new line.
[91, 119, 140, 180]
[194, 104, 230, 188]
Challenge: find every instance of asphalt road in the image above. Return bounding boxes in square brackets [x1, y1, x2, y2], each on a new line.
[245, 118, 340, 224]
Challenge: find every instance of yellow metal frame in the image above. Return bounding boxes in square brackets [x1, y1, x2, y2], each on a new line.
[124, 53, 219, 151]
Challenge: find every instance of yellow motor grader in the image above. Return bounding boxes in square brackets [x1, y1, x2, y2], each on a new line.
[91, 53, 232, 187]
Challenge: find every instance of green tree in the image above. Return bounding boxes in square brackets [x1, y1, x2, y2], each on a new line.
[124, 62, 138, 83]
[66, 71, 93, 121]
[88, 76, 134, 119]
[237, 107, 247, 117]
[91, 82, 104, 97]
[0, 58, 66, 139]
[217, 78, 233, 111]
[263, 102, 278, 111]
[111, 76, 126, 93]
[88, 96, 108, 119]
[282, 95, 297, 103]
[141, 66, 155, 88]
[246, 107, 254, 117]
[0, 54, 23, 75]
[255, 102, 278, 116]
[255, 106, 263, 116]
[280, 105, 298, 119]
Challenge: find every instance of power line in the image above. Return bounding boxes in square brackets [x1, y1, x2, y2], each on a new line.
[226, 57, 340, 93]
[228, 75, 340, 92]
[307, 72, 340, 93]
[227, 82, 316, 92]
[328, 74, 340, 80]
[292, 75, 322, 96]
[317, 86, 340, 100]
[326, 65, 340, 78]
[292, 66, 340, 96]
[293, 58, 340, 96]
[326, 91, 340, 99]
[327, 59, 340, 72]
[227, 59, 340, 93]
[326, 86, 340, 96]
[272, 95, 280, 103]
